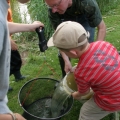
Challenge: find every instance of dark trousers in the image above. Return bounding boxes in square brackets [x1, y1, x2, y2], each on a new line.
[10, 50, 22, 76]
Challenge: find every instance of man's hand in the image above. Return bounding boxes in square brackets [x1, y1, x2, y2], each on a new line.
[60, 50, 73, 73]
[64, 60, 73, 73]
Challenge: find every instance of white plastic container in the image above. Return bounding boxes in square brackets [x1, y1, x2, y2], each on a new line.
[62, 72, 77, 95]
[62, 72, 93, 103]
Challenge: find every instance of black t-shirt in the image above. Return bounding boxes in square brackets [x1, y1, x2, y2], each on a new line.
[48, 0, 102, 29]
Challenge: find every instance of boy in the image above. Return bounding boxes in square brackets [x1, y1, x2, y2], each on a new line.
[47, 21, 120, 120]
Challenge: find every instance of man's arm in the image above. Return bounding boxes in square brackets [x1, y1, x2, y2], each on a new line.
[81, 0, 106, 41]
[60, 50, 73, 73]
[96, 20, 106, 41]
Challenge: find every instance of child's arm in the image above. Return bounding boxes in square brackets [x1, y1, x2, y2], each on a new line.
[8, 21, 44, 34]
[72, 89, 90, 100]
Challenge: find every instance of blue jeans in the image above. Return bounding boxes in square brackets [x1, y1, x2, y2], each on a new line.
[76, 14, 95, 43]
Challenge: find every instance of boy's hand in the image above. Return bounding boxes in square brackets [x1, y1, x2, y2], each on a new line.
[71, 91, 81, 100]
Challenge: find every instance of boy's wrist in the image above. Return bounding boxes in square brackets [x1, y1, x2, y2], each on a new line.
[8, 113, 17, 120]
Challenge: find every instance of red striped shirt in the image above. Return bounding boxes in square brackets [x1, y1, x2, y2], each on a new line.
[74, 41, 120, 111]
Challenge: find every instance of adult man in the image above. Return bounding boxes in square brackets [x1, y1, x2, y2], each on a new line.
[45, 0, 106, 77]
[0, 0, 43, 119]
[47, 21, 120, 120]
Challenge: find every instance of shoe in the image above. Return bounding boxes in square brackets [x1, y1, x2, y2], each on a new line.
[8, 86, 13, 92]
[13, 71, 26, 82]
[15, 75, 26, 82]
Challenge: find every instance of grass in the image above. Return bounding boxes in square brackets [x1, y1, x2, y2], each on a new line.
[8, 3, 120, 120]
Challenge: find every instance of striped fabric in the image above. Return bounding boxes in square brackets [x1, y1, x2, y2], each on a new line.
[75, 41, 120, 111]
